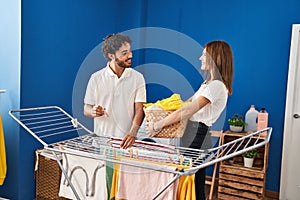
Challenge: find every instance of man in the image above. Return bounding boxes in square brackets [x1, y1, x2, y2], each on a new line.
[84, 33, 146, 149]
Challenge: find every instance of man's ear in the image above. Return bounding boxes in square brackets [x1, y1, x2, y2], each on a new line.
[108, 53, 115, 60]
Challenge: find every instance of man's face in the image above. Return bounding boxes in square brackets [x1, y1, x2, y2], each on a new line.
[114, 42, 132, 68]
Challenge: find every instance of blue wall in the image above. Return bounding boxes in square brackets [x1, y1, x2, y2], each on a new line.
[1, 0, 300, 199]
[0, 0, 21, 199]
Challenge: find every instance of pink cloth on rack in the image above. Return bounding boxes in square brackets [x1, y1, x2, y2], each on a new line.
[116, 160, 178, 200]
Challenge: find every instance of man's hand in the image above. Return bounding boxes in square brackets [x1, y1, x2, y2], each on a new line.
[91, 105, 108, 117]
[120, 134, 136, 149]
[84, 104, 108, 118]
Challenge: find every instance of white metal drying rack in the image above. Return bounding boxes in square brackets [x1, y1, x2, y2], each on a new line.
[9, 106, 272, 200]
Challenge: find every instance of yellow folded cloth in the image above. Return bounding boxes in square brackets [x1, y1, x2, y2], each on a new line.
[144, 94, 189, 111]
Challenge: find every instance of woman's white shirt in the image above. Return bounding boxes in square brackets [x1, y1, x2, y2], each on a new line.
[189, 80, 228, 126]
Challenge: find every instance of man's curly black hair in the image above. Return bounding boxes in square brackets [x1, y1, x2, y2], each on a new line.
[101, 33, 131, 60]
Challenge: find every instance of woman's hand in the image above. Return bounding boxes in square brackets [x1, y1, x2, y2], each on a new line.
[147, 122, 162, 137]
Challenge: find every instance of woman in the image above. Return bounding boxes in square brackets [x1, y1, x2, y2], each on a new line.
[148, 40, 234, 200]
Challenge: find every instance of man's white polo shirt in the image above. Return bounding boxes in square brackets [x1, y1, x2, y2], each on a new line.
[84, 64, 146, 138]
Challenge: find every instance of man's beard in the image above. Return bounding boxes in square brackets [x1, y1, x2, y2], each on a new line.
[115, 57, 132, 68]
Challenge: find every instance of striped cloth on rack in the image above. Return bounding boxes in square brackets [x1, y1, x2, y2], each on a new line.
[0, 114, 7, 185]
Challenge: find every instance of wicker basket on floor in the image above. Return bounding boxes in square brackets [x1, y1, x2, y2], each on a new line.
[144, 109, 188, 138]
[35, 150, 69, 200]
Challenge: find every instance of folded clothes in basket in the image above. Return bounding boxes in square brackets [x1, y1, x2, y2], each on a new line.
[58, 149, 107, 200]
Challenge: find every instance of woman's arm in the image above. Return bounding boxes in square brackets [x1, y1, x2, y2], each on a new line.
[152, 96, 210, 134]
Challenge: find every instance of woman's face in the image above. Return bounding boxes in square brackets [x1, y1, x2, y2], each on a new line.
[199, 48, 208, 70]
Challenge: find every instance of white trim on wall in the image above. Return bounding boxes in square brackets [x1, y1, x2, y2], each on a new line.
[280, 24, 300, 199]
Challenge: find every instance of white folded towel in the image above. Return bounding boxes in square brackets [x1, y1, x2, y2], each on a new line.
[59, 151, 107, 200]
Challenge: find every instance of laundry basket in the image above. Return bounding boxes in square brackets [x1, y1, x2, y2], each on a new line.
[144, 109, 188, 138]
[35, 149, 69, 200]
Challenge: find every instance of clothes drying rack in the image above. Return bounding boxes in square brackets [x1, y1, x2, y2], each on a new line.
[9, 106, 272, 200]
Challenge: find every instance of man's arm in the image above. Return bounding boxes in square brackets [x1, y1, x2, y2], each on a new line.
[120, 102, 145, 149]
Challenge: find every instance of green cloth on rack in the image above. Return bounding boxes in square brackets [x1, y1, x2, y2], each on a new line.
[106, 162, 114, 200]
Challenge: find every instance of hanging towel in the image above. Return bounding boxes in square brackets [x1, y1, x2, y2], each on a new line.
[116, 159, 178, 200]
[177, 174, 195, 200]
[58, 150, 107, 200]
[110, 155, 195, 200]
[174, 165, 196, 200]
[0, 114, 7, 185]
[109, 163, 120, 200]
[110, 163, 195, 200]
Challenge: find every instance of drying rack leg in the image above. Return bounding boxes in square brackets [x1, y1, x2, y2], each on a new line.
[204, 130, 223, 200]
[152, 173, 181, 200]
[52, 151, 81, 200]
[208, 132, 222, 200]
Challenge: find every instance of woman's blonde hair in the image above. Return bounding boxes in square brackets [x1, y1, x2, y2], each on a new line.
[204, 40, 234, 95]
